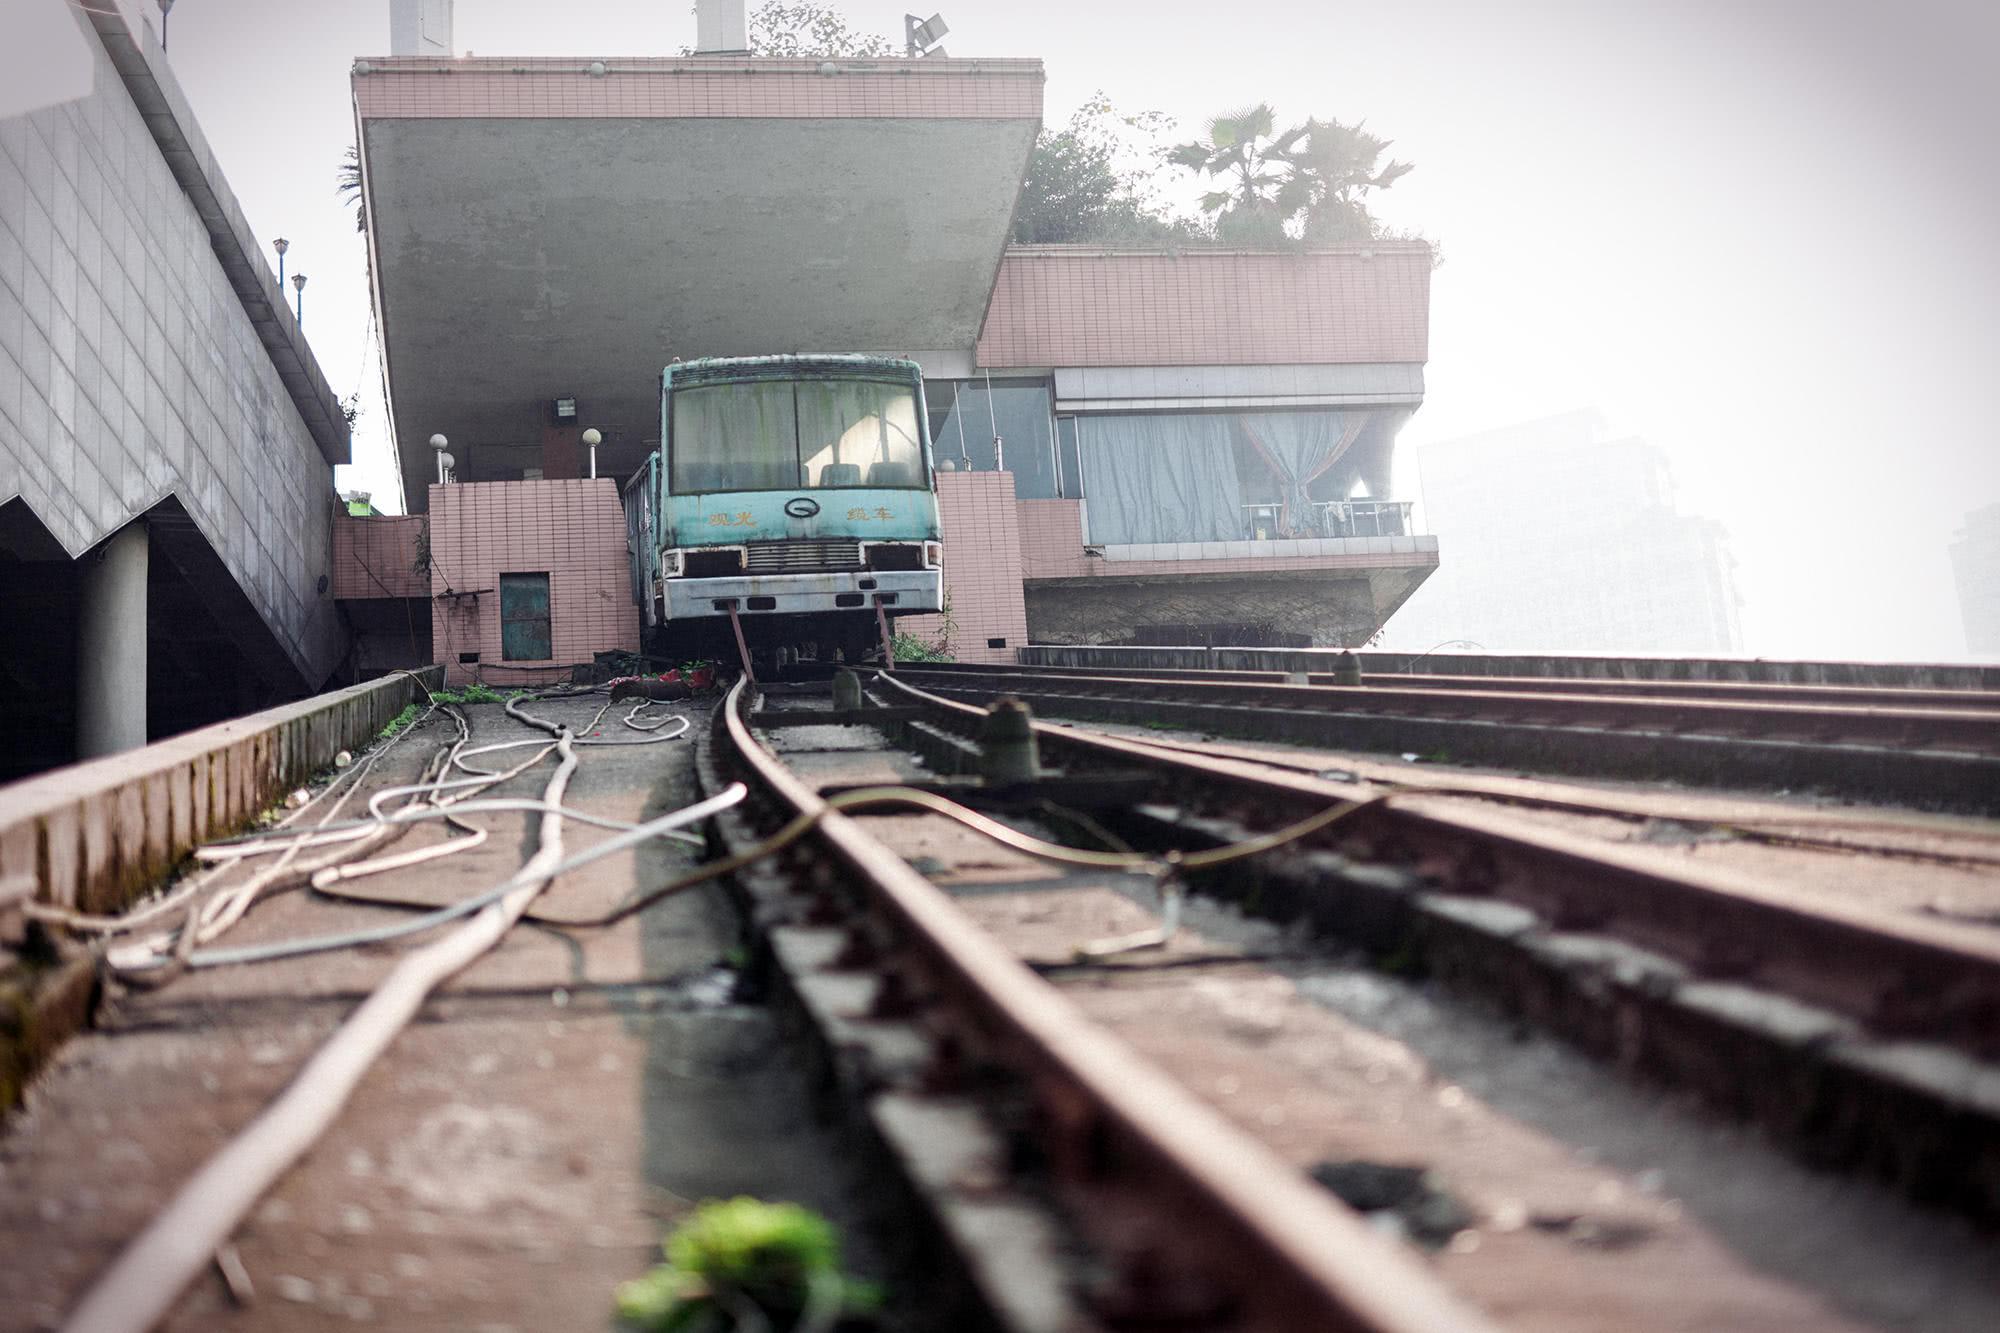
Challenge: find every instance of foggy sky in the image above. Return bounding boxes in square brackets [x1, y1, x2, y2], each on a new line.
[137, 0, 2000, 660]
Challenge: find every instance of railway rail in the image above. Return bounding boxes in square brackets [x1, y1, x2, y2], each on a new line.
[10, 661, 1999, 1330]
[850, 670, 2000, 1214]
[889, 662, 2000, 813]
[923, 660, 2000, 713]
[705, 676, 1493, 1332]
[704, 667, 2000, 1328]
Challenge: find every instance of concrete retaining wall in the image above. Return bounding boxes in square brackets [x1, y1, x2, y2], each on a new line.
[1019, 644, 2000, 692]
[0, 667, 441, 919]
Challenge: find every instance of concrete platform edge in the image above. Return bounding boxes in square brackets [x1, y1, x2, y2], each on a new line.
[0, 668, 443, 920]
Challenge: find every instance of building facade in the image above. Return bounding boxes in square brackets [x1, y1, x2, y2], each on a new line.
[335, 45, 1438, 675]
[1380, 412, 1741, 655]
[1950, 503, 2000, 658]
[0, 0, 351, 779]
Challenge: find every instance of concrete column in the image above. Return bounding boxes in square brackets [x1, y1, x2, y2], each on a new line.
[77, 522, 148, 759]
[695, 0, 748, 53]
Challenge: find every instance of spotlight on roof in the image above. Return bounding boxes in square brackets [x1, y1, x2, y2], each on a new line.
[904, 12, 948, 57]
[551, 396, 578, 424]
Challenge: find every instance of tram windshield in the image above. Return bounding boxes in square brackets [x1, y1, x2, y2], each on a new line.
[671, 378, 927, 493]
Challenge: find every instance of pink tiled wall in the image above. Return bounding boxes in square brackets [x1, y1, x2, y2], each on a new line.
[353, 57, 1044, 121]
[1017, 500, 1091, 579]
[899, 472, 1028, 665]
[977, 245, 1431, 368]
[427, 479, 639, 685]
[332, 514, 428, 599]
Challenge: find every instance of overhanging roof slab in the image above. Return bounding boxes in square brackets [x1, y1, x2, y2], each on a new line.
[354, 57, 1044, 510]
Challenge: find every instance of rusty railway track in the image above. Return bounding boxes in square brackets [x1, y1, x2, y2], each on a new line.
[852, 670, 2000, 1220]
[912, 660, 2000, 712]
[891, 663, 2000, 813]
[704, 665, 2000, 1328]
[702, 676, 1495, 1333]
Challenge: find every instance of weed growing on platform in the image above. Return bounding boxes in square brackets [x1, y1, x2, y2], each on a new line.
[431, 683, 528, 705]
[378, 703, 420, 739]
[889, 632, 952, 663]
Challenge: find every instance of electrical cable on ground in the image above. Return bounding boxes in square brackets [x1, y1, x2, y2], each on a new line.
[105, 696, 687, 974]
[56, 687, 1374, 1331]
[61, 709, 726, 1333]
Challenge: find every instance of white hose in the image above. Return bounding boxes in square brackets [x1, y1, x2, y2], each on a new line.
[62, 718, 701, 1331]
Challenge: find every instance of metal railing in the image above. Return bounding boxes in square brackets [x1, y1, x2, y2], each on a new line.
[1241, 499, 1415, 541]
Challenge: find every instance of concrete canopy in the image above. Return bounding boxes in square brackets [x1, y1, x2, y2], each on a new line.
[354, 57, 1044, 510]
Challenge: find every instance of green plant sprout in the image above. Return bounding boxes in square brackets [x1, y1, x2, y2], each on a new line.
[616, 1197, 881, 1332]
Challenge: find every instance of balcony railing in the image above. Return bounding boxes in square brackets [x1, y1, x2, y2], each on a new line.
[1242, 499, 1416, 541]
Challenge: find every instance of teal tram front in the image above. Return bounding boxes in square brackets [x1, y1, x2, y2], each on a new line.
[623, 355, 944, 664]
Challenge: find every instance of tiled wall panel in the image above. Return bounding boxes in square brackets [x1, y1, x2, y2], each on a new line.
[899, 472, 1027, 665]
[0, 9, 345, 683]
[978, 246, 1431, 369]
[426, 479, 639, 685]
[332, 514, 428, 599]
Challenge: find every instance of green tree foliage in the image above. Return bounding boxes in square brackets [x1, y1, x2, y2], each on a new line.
[1013, 93, 1208, 245]
[746, 2, 892, 57]
[1166, 103, 1290, 244]
[1171, 106, 1415, 245]
[1273, 117, 1415, 242]
[336, 144, 365, 233]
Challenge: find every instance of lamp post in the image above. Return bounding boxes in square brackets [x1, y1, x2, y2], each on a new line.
[273, 237, 288, 289]
[431, 434, 450, 485]
[291, 272, 306, 326]
[582, 427, 601, 480]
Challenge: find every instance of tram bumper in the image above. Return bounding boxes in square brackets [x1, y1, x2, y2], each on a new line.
[664, 570, 942, 622]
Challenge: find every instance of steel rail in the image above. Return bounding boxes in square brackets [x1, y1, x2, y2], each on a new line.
[866, 669, 2000, 1219]
[905, 659, 2000, 712]
[871, 671, 2000, 1043]
[715, 678, 1494, 1333]
[896, 665, 2000, 750]
[893, 664, 2000, 812]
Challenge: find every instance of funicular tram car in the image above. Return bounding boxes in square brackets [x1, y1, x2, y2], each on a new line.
[623, 355, 944, 669]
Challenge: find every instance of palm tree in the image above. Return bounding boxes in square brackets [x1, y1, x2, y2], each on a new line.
[336, 145, 366, 234]
[1273, 117, 1414, 243]
[1167, 104, 1288, 242]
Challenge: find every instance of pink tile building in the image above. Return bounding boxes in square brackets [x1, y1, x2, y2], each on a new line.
[425, 480, 639, 685]
[339, 46, 1438, 670]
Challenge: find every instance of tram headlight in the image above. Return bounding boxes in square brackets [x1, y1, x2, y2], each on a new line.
[924, 542, 943, 569]
[662, 549, 685, 578]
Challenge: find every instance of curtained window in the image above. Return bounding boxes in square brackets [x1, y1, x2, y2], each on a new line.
[1075, 413, 1244, 544]
[1072, 409, 1383, 544]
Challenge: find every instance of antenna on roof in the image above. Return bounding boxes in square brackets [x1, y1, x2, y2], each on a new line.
[904, 12, 948, 58]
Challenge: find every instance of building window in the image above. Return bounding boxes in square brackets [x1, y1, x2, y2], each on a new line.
[926, 379, 1060, 498]
[1073, 409, 1409, 545]
[1056, 415, 1082, 497]
[500, 573, 552, 661]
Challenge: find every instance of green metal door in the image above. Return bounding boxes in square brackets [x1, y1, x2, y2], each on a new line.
[500, 573, 552, 661]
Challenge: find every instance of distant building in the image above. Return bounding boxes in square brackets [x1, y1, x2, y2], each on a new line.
[1381, 411, 1741, 654]
[1950, 503, 2000, 657]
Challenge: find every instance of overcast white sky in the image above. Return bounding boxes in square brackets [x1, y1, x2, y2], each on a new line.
[145, 0, 2000, 660]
